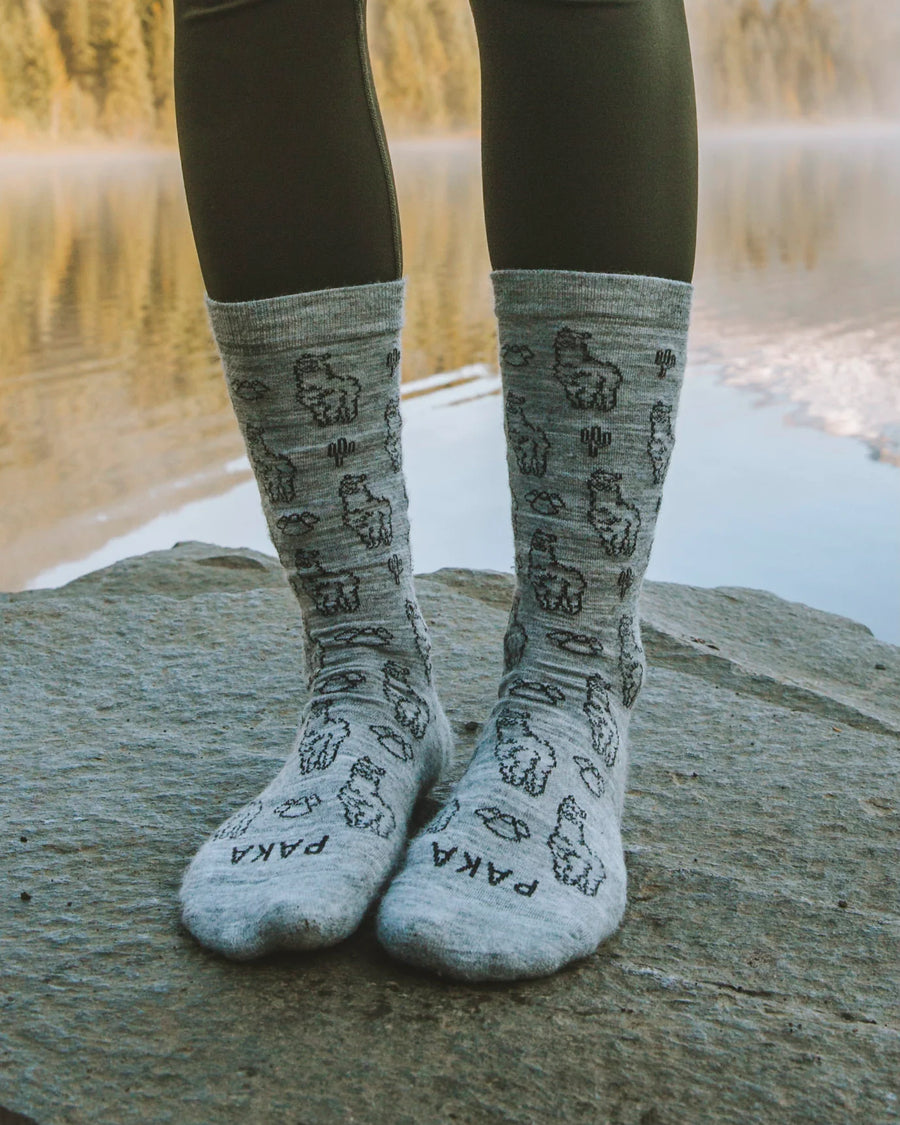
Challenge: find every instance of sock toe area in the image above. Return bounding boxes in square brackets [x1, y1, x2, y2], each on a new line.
[179, 872, 371, 959]
[376, 880, 623, 982]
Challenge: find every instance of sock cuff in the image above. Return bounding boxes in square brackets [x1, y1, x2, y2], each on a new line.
[490, 269, 693, 328]
[204, 276, 407, 349]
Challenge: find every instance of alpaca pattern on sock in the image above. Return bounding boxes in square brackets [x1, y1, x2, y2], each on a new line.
[378, 269, 692, 982]
[179, 279, 453, 961]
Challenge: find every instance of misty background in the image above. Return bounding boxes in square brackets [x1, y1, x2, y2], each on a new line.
[0, 0, 898, 143]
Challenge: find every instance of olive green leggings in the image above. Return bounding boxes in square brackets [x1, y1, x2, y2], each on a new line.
[174, 0, 697, 302]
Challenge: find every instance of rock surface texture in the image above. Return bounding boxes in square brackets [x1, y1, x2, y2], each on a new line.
[1, 542, 898, 1125]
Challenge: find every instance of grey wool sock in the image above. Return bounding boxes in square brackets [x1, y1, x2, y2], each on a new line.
[377, 269, 692, 981]
[179, 278, 453, 959]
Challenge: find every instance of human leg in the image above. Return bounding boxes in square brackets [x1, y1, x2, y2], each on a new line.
[174, 0, 452, 959]
[378, 0, 697, 980]
[469, 0, 697, 282]
[173, 0, 401, 300]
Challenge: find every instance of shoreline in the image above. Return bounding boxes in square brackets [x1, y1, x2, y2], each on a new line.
[2, 118, 899, 162]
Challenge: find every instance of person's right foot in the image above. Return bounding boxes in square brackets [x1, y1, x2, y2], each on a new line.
[179, 279, 453, 959]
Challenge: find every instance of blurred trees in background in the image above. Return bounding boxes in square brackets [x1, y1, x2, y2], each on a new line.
[0, 0, 896, 143]
[0, 0, 175, 141]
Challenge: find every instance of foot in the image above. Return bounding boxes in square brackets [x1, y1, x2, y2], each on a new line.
[377, 268, 692, 980]
[179, 279, 454, 958]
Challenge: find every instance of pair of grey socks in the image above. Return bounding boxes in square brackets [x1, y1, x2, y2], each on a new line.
[180, 268, 692, 979]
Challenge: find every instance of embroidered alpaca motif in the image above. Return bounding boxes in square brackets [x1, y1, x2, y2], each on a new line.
[587, 469, 640, 557]
[552, 328, 623, 411]
[547, 795, 605, 896]
[493, 709, 557, 797]
[293, 352, 361, 426]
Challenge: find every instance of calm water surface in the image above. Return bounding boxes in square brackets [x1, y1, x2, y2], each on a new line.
[1, 130, 898, 641]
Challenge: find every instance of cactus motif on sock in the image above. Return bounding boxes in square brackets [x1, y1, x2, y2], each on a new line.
[655, 347, 678, 379]
[617, 568, 634, 600]
[387, 554, 404, 585]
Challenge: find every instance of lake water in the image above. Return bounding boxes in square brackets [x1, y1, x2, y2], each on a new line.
[1, 128, 898, 642]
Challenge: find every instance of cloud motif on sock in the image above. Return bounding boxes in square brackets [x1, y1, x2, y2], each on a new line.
[319, 670, 367, 694]
[274, 794, 322, 819]
[545, 630, 604, 657]
[475, 806, 531, 843]
[369, 724, 413, 762]
[230, 378, 270, 402]
[507, 677, 566, 706]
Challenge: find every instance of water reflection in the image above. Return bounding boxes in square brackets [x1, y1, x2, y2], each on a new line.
[694, 128, 900, 465]
[1, 131, 898, 627]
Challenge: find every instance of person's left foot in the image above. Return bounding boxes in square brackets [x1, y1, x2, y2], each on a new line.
[377, 269, 692, 980]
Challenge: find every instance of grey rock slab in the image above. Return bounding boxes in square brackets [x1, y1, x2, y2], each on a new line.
[1, 543, 898, 1125]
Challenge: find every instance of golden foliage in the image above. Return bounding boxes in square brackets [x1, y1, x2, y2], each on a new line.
[0, 0, 895, 142]
[686, 0, 897, 121]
